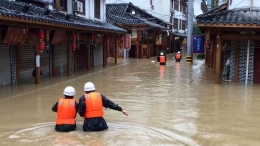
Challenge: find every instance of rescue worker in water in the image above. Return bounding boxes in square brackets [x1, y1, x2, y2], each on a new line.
[157, 52, 166, 65]
[175, 51, 182, 62]
[52, 86, 78, 132]
[78, 82, 128, 132]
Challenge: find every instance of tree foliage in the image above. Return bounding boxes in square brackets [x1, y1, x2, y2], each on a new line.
[193, 24, 202, 35]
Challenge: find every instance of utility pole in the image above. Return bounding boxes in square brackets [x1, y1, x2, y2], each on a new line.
[186, 0, 194, 63]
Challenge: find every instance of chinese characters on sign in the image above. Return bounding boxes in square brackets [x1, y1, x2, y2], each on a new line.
[193, 35, 204, 54]
[4, 27, 29, 45]
[124, 34, 131, 50]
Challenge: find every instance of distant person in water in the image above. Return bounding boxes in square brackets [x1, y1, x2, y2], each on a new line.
[52, 86, 78, 132]
[175, 51, 182, 62]
[157, 52, 166, 65]
[78, 82, 128, 132]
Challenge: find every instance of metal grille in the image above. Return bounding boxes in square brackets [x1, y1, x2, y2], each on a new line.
[0, 45, 11, 86]
[40, 50, 50, 76]
[19, 45, 34, 82]
[94, 45, 103, 67]
[222, 40, 257, 83]
[54, 44, 67, 74]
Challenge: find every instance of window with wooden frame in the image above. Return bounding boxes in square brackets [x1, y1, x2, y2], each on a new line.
[174, 18, 178, 29]
[94, 0, 101, 19]
[77, 0, 86, 15]
[174, 0, 179, 11]
[54, 0, 67, 11]
[182, 20, 186, 30]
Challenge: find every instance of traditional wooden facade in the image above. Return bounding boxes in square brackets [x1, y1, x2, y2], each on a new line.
[197, 2, 260, 84]
[0, 0, 126, 87]
[106, 3, 172, 59]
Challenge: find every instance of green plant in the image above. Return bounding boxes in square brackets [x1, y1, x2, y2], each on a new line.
[193, 24, 202, 35]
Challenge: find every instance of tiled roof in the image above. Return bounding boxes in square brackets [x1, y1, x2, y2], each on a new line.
[196, 8, 260, 26]
[106, 3, 168, 30]
[0, 0, 126, 33]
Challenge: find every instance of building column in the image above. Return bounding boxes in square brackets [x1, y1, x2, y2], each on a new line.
[11, 45, 17, 85]
[234, 43, 239, 83]
[136, 43, 139, 58]
[67, 33, 72, 76]
[35, 43, 40, 84]
[15, 45, 19, 84]
[215, 33, 222, 84]
[186, 0, 194, 64]
[52, 45, 55, 76]
[115, 36, 118, 64]
[103, 40, 107, 67]
[205, 29, 210, 67]
[87, 42, 91, 71]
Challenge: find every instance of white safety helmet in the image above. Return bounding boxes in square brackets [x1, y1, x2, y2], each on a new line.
[160, 52, 164, 56]
[84, 82, 95, 92]
[177, 51, 180, 54]
[63, 86, 75, 96]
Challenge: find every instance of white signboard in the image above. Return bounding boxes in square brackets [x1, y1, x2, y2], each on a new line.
[36, 55, 40, 67]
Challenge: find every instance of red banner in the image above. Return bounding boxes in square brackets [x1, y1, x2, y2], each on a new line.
[124, 34, 131, 50]
[51, 30, 66, 44]
[4, 27, 29, 45]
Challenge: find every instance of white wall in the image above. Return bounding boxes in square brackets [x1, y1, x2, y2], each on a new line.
[66, 0, 105, 21]
[194, 0, 203, 17]
[229, 0, 260, 10]
[106, 0, 171, 23]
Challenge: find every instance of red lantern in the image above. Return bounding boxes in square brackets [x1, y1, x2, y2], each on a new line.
[38, 30, 44, 39]
[72, 42, 76, 50]
[39, 40, 45, 52]
[91, 34, 95, 41]
[71, 32, 76, 40]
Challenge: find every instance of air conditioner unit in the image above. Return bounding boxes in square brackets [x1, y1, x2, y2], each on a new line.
[73, 0, 83, 13]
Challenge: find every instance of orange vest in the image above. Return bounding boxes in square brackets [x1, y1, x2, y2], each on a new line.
[84, 92, 104, 118]
[160, 56, 166, 63]
[56, 98, 76, 125]
[176, 54, 181, 59]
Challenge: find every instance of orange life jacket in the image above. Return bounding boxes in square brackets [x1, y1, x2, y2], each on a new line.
[84, 92, 104, 118]
[56, 98, 76, 125]
[175, 54, 181, 59]
[160, 56, 166, 63]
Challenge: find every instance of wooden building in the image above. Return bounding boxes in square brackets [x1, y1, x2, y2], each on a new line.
[197, 2, 260, 84]
[106, 3, 172, 59]
[0, 0, 126, 87]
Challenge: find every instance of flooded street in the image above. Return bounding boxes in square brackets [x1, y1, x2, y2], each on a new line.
[0, 55, 260, 146]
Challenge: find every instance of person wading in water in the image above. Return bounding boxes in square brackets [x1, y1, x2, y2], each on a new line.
[78, 82, 128, 132]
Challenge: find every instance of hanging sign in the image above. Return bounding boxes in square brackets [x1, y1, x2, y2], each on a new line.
[4, 27, 29, 45]
[124, 34, 131, 50]
[193, 35, 204, 54]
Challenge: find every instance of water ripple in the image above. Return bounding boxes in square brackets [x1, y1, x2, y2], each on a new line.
[5, 122, 199, 146]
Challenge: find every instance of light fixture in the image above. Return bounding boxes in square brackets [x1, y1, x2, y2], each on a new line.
[131, 10, 135, 15]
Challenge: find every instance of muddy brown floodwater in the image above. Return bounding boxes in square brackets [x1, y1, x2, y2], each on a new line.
[0, 55, 260, 146]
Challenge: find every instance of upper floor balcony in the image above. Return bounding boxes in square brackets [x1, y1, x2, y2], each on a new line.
[15, 0, 106, 21]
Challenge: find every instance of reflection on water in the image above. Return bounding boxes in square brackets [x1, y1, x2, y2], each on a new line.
[0, 55, 260, 146]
